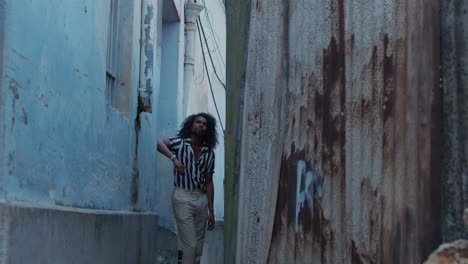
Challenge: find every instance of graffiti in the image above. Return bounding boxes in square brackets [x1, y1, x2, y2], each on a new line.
[295, 160, 324, 232]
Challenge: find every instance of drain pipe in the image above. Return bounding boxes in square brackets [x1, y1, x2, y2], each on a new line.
[182, 0, 203, 115]
[138, 0, 158, 113]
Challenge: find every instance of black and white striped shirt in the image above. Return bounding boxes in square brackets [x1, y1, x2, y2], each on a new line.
[169, 137, 215, 191]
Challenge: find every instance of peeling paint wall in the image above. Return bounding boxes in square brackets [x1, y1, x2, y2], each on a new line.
[227, 0, 452, 263]
[0, 0, 158, 212]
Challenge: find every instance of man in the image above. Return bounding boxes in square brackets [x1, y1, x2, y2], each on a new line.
[157, 112, 218, 264]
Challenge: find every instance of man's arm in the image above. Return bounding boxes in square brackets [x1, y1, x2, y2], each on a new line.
[157, 137, 173, 158]
[206, 172, 215, 231]
[157, 137, 184, 175]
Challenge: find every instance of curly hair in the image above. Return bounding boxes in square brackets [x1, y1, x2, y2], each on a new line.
[177, 112, 219, 150]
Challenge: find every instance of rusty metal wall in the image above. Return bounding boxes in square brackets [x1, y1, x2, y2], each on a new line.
[440, 0, 468, 242]
[227, 0, 444, 263]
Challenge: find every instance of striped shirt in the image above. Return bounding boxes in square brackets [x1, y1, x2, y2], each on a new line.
[169, 137, 215, 191]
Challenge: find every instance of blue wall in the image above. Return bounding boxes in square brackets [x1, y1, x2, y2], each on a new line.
[155, 20, 183, 228]
[0, 0, 162, 212]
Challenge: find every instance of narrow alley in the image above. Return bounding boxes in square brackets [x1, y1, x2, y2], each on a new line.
[1, 0, 467, 264]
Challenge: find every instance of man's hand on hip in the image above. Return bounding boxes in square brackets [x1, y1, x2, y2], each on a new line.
[173, 159, 185, 175]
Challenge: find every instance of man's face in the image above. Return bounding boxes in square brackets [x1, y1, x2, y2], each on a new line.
[191, 116, 208, 136]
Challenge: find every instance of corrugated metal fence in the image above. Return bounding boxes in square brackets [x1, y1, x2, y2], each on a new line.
[226, 0, 466, 263]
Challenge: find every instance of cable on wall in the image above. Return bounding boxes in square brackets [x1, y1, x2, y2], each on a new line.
[200, 0, 226, 67]
[198, 18, 226, 90]
[196, 19, 225, 136]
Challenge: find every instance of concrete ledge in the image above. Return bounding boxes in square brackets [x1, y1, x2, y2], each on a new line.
[0, 201, 177, 264]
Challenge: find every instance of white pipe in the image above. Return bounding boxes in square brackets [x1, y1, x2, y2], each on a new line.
[183, 1, 203, 115]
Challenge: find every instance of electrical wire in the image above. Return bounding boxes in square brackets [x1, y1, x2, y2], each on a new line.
[201, 0, 226, 67]
[196, 19, 225, 136]
[204, 15, 225, 68]
[198, 0, 226, 88]
[198, 19, 227, 90]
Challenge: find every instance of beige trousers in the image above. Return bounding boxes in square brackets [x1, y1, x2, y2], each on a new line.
[172, 187, 208, 264]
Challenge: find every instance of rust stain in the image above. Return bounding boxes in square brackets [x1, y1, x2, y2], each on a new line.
[382, 34, 394, 122]
[380, 31, 397, 263]
[382, 34, 395, 159]
[255, 0, 261, 12]
[321, 36, 346, 155]
[352, 240, 377, 264]
[351, 241, 364, 264]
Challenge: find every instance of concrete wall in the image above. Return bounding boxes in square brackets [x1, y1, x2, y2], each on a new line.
[226, 0, 453, 263]
[0, 201, 178, 264]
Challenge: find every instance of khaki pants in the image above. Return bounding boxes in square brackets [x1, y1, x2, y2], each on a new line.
[172, 187, 208, 264]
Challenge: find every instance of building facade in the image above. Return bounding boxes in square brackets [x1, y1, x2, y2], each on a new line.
[0, 0, 225, 263]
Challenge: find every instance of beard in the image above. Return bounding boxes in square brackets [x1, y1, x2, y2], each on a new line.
[191, 128, 206, 137]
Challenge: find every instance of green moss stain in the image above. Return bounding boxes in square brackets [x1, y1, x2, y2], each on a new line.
[225, 0, 252, 263]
